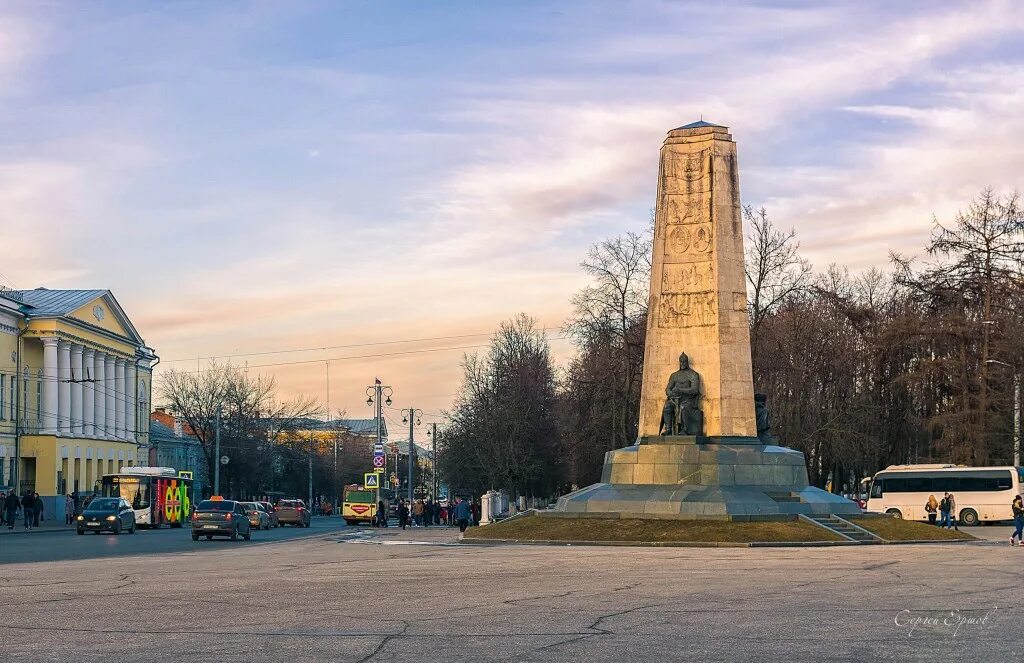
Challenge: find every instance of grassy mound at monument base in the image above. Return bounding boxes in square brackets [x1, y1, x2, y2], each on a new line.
[465, 514, 843, 544]
[848, 515, 974, 541]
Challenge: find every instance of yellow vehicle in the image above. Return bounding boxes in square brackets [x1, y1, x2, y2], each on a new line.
[342, 487, 378, 526]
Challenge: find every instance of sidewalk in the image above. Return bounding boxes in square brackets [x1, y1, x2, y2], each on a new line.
[0, 519, 74, 535]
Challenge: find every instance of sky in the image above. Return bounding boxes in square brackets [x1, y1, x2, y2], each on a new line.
[1, 1, 1023, 441]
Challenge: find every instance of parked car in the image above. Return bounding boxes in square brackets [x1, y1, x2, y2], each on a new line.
[242, 501, 271, 530]
[76, 497, 136, 535]
[191, 498, 252, 541]
[276, 499, 311, 527]
[257, 501, 280, 528]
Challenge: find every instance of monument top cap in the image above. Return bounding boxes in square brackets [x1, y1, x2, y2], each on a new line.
[674, 120, 727, 130]
[665, 120, 732, 144]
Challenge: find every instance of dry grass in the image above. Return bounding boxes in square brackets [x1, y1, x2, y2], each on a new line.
[849, 516, 975, 541]
[466, 514, 844, 543]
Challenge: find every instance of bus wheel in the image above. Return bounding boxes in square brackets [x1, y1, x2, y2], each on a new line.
[885, 508, 903, 519]
[959, 509, 979, 527]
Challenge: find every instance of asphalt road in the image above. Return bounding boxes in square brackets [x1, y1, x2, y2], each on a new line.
[0, 516, 348, 564]
[0, 523, 1020, 662]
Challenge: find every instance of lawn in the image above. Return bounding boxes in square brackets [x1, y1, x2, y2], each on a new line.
[466, 514, 844, 543]
[848, 515, 975, 541]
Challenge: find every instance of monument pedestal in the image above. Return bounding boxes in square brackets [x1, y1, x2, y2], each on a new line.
[555, 436, 860, 518]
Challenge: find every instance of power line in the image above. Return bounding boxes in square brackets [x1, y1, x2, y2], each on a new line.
[158, 337, 570, 375]
[162, 327, 569, 363]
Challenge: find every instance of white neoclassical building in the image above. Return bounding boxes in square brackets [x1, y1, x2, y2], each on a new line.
[0, 288, 156, 516]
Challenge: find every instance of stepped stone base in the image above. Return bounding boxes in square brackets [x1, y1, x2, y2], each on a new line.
[555, 436, 860, 518]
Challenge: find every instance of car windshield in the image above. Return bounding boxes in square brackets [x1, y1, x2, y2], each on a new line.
[242, 502, 258, 511]
[279, 501, 302, 508]
[196, 500, 234, 511]
[85, 498, 120, 511]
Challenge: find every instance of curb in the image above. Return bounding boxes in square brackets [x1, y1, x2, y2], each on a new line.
[460, 536, 978, 548]
[0, 526, 75, 536]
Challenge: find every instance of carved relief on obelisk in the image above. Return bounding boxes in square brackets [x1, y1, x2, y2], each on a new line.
[638, 121, 756, 439]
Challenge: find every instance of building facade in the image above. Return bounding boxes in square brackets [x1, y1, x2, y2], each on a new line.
[0, 287, 156, 516]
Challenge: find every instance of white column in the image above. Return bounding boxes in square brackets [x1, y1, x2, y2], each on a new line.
[125, 361, 137, 443]
[58, 340, 72, 434]
[70, 344, 84, 435]
[82, 348, 95, 436]
[94, 352, 107, 438]
[115, 358, 126, 440]
[41, 337, 59, 434]
[104, 356, 116, 439]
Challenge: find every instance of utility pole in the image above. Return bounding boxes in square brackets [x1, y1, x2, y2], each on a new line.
[308, 430, 314, 509]
[401, 408, 422, 505]
[327, 361, 336, 510]
[214, 405, 221, 496]
[1014, 373, 1021, 467]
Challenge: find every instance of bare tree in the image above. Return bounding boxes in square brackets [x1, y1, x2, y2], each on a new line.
[159, 362, 322, 497]
[744, 205, 812, 365]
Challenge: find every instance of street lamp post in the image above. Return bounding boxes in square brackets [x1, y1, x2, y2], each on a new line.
[986, 359, 1020, 466]
[365, 380, 392, 507]
[401, 408, 422, 505]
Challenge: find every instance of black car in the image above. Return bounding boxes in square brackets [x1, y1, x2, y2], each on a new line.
[191, 498, 252, 541]
[76, 497, 137, 535]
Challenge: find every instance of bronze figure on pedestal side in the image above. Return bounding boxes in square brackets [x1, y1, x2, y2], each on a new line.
[659, 352, 703, 436]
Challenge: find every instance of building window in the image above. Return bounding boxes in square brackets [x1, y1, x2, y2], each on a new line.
[0, 374, 5, 421]
[36, 369, 42, 428]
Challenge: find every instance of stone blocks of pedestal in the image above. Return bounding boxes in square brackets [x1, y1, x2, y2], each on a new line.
[557, 435, 859, 518]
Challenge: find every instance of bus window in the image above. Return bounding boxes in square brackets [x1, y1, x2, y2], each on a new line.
[136, 480, 150, 509]
[870, 479, 883, 498]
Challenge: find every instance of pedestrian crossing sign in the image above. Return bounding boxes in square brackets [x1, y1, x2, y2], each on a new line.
[364, 473, 380, 488]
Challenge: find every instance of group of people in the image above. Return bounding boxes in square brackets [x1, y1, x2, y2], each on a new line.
[373, 496, 477, 533]
[2, 490, 45, 530]
[923, 492, 960, 530]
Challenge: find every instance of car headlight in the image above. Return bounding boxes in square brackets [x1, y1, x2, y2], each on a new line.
[76, 515, 84, 521]
[106, 515, 117, 521]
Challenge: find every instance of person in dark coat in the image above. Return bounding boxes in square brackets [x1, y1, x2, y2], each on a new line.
[33, 492, 43, 526]
[21, 491, 35, 530]
[4, 491, 20, 530]
[398, 500, 410, 530]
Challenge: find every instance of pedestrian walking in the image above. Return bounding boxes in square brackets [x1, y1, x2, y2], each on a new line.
[454, 497, 471, 534]
[938, 492, 951, 529]
[947, 493, 959, 530]
[3, 490, 18, 530]
[71, 490, 80, 517]
[424, 499, 433, 528]
[65, 494, 74, 525]
[21, 491, 35, 530]
[925, 494, 938, 526]
[413, 500, 424, 527]
[376, 499, 388, 528]
[1010, 495, 1023, 546]
[397, 500, 409, 530]
[33, 492, 43, 526]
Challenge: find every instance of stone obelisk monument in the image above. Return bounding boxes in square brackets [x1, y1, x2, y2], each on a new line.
[638, 121, 756, 440]
[554, 121, 859, 519]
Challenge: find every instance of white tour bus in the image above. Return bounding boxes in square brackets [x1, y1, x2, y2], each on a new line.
[865, 464, 1024, 526]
